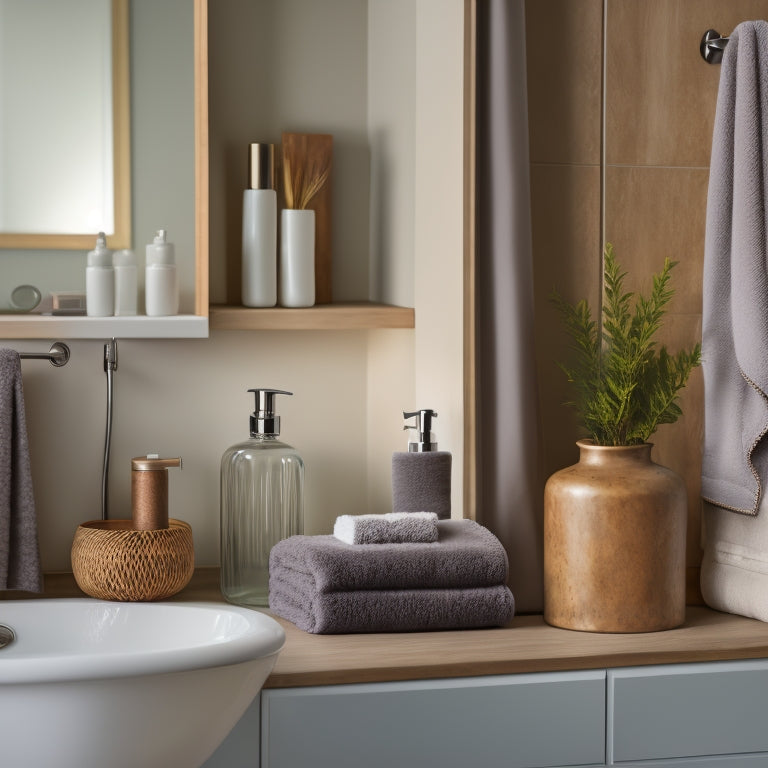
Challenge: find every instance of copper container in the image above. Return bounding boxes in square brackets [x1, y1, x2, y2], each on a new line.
[544, 440, 687, 633]
[131, 455, 182, 530]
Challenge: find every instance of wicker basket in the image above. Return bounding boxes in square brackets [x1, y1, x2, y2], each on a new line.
[71, 519, 194, 601]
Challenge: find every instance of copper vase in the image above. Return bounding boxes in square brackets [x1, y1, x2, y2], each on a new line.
[544, 440, 687, 633]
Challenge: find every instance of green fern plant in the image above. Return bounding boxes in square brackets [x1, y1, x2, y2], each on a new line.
[551, 243, 701, 446]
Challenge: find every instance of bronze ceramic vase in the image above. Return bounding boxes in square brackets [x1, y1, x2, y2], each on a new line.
[544, 440, 687, 633]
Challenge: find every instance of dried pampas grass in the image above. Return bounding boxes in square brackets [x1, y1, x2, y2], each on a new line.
[282, 133, 331, 210]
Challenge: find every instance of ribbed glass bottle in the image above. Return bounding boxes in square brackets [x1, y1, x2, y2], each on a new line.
[220, 434, 304, 606]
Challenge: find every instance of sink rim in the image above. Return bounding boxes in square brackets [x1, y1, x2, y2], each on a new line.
[0, 598, 285, 684]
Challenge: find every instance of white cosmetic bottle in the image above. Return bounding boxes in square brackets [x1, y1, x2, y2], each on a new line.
[86, 231, 114, 317]
[145, 229, 178, 316]
[113, 248, 137, 316]
[242, 143, 277, 307]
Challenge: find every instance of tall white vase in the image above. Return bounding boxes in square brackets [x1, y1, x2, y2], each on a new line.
[280, 209, 315, 307]
[242, 188, 277, 307]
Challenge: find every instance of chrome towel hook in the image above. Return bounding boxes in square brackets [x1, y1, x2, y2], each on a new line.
[701, 29, 729, 64]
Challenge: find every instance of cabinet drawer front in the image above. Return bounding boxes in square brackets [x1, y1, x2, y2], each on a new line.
[609, 660, 768, 763]
[262, 671, 605, 768]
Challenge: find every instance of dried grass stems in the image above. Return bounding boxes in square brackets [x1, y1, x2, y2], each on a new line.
[282, 143, 331, 210]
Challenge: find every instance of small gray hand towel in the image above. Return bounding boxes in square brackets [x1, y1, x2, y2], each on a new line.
[333, 512, 439, 544]
[0, 349, 42, 592]
[269, 581, 515, 634]
[702, 20, 768, 515]
[269, 519, 509, 593]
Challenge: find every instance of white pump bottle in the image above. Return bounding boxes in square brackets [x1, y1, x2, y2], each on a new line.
[145, 229, 178, 316]
[86, 231, 115, 317]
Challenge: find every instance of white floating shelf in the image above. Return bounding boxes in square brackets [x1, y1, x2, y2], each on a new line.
[0, 314, 209, 340]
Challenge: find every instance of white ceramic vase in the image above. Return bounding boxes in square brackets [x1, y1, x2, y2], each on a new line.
[280, 209, 315, 307]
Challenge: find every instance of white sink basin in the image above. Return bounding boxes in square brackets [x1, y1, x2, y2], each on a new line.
[0, 599, 285, 768]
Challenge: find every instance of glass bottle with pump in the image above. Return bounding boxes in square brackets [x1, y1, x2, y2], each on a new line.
[220, 389, 304, 606]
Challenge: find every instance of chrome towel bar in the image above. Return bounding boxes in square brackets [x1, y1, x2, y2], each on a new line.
[18, 342, 70, 367]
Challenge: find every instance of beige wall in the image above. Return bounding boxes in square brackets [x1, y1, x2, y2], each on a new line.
[207, 0, 372, 306]
[527, 0, 768, 599]
[11, 332, 373, 571]
[1, 0, 468, 575]
[413, 0, 465, 515]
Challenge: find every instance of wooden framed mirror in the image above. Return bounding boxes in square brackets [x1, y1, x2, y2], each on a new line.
[0, 0, 130, 250]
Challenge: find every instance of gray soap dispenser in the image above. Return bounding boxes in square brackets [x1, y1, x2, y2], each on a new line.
[391, 409, 452, 519]
[220, 389, 304, 607]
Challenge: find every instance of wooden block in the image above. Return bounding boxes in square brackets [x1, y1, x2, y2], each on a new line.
[281, 133, 333, 304]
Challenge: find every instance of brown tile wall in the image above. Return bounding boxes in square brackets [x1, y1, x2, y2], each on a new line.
[527, 0, 768, 599]
[526, 0, 603, 480]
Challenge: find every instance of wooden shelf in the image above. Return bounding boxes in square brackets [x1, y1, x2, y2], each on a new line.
[0, 314, 208, 340]
[209, 302, 415, 331]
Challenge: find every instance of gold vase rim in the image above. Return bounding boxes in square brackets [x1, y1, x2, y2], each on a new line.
[576, 439, 654, 450]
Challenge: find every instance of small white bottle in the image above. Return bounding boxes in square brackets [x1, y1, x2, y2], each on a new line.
[86, 231, 114, 317]
[113, 248, 137, 316]
[145, 229, 178, 316]
[242, 143, 277, 307]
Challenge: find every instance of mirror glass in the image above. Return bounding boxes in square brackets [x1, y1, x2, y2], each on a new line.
[0, 0, 129, 249]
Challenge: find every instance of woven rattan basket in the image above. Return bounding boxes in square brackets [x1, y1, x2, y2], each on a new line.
[71, 519, 194, 601]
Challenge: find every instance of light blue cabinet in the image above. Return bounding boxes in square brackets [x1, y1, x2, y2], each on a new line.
[203, 696, 261, 768]
[261, 671, 606, 768]
[608, 660, 768, 765]
[205, 659, 768, 768]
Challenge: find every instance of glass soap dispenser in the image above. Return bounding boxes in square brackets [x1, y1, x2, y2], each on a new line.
[220, 388, 304, 607]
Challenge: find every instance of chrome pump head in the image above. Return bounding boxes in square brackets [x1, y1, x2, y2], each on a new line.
[403, 409, 438, 452]
[248, 388, 292, 436]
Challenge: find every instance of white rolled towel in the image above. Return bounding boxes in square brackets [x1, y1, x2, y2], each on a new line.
[333, 512, 439, 545]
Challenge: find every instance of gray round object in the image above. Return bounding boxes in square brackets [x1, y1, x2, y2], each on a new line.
[10, 284, 41, 311]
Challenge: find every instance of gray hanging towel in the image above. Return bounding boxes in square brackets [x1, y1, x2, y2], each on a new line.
[0, 349, 42, 591]
[702, 20, 768, 516]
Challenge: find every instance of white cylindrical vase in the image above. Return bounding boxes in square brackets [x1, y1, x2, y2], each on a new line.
[242, 143, 277, 307]
[280, 209, 315, 308]
[242, 189, 277, 307]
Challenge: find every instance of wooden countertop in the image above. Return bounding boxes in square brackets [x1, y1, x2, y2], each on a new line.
[14, 570, 768, 689]
[264, 606, 768, 688]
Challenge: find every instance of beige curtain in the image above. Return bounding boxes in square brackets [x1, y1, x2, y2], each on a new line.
[474, 0, 543, 612]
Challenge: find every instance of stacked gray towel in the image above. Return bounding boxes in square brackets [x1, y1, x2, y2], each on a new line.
[0, 349, 42, 592]
[269, 519, 515, 633]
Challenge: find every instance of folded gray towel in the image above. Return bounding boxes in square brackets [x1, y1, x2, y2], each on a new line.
[269, 581, 515, 634]
[0, 349, 42, 592]
[333, 512, 438, 544]
[269, 519, 508, 593]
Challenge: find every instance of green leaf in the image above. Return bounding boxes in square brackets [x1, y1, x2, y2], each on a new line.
[550, 244, 701, 446]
